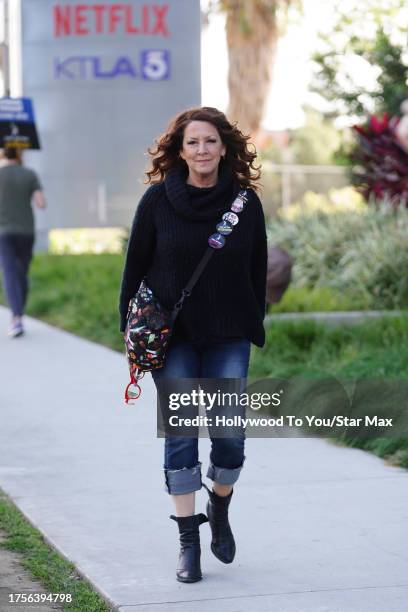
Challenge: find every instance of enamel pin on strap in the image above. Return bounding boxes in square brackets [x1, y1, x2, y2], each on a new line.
[208, 190, 248, 250]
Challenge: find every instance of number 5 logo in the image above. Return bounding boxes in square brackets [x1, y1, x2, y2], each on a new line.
[141, 50, 170, 81]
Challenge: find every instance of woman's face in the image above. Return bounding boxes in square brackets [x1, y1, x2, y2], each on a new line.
[179, 120, 226, 184]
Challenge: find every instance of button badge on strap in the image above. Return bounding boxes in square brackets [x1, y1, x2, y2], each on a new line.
[208, 233, 226, 249]
[216, 220, 233, 235]
[222, 212, 239, 226]
[208, 189, 247, 250]
[231, 195, 246, 213]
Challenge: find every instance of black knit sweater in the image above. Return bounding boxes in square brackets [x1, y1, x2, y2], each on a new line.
[118, 163, 268, 347]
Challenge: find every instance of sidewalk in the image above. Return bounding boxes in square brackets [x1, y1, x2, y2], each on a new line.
[0, 305, 407, 612]
[265, 310, 405, 327]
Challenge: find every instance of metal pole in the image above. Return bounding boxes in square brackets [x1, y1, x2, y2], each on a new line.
[282, 167, 291, 209]
[4, 0, 9, 96]
[0, 0, 10, 96]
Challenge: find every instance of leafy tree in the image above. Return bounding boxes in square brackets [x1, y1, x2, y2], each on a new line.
[312, 0, 408, 121]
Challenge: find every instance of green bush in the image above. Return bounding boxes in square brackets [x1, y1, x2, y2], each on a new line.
[268, 199, 408, 310]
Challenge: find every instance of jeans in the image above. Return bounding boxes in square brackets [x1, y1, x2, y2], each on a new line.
[152, 338, 251, 495]
[0, 233, 34, 317]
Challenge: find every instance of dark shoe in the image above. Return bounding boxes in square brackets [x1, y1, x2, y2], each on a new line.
[170, 513, 208, 583]
[204, 485, 235, 563]
[204, 484, 236, 564]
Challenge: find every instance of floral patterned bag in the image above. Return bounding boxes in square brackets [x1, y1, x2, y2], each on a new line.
[124, 280, 174, 402]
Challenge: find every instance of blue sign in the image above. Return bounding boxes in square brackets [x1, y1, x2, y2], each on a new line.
[0, 97, 35, 123]
[141, 50, 170, 80]
[0, 97, 40, 149]
[54, 50, 170, 81]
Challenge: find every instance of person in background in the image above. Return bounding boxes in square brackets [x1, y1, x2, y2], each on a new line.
[0, 147, 46, 337]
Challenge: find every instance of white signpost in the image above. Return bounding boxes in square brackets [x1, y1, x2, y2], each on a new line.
[6, 0, 201, 247]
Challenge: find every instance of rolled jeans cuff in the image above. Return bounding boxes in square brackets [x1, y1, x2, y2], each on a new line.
[164, 462, 202, 495]
[206, 458, 245, 485]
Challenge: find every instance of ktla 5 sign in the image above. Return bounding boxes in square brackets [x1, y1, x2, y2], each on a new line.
[52, 3, 171, 81]
[54, 50, 170, 80]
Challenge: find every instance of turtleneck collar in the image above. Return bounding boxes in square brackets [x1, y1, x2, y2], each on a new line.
[164, 161, 240, 221]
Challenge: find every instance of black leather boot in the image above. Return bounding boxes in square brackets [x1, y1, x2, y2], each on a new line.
[204, 484, 236, 564]
[170, 513, 209, 583]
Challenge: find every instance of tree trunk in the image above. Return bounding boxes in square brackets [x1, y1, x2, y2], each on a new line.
[223, 0, 279, 137]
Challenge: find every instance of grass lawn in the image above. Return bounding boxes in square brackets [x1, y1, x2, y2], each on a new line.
[0, 253, 392, 353]
[18, 253, 125, 352]
[251, 315, 408, 380]
[250, 316, 408, 469]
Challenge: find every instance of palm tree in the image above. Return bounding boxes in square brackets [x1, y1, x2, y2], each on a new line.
[218, 0, 294, 137]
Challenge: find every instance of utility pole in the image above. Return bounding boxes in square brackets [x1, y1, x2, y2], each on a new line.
[1, 0, 10, 96]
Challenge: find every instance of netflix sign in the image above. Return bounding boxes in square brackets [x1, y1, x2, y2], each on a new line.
[19, 0, 200, 234]
[53, 3, 170, 37]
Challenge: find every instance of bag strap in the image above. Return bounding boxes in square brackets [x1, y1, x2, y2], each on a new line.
[171, 247, 214, 320]
[170, 188, 247, 321]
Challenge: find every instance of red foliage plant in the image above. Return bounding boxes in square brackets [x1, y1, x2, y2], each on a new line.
[352, 113, 408, 207]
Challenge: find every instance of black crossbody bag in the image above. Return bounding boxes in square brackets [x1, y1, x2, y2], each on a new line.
[123, 189, 248, 403]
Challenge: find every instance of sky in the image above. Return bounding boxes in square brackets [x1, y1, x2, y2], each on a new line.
[200, 0, 374, 130]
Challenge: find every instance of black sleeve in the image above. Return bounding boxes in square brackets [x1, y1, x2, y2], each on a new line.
[118, 186, 157, 332]
[250, 191, 268, 319]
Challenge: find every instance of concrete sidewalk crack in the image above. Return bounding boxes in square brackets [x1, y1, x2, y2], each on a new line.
[116, 582, 408, 608]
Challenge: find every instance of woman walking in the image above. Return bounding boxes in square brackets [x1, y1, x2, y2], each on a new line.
[119, 106, 267, 582]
